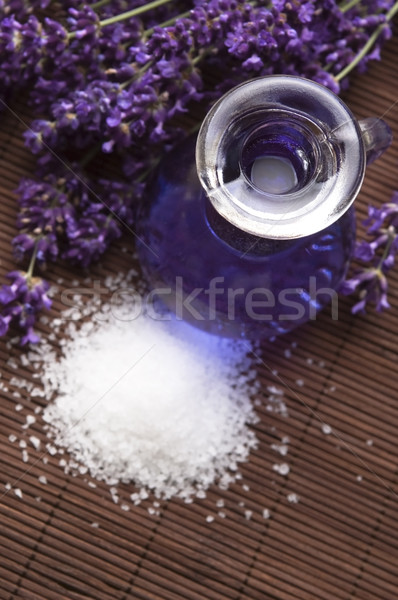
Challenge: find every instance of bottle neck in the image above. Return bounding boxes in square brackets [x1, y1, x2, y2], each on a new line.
[196, 75, 367, 241]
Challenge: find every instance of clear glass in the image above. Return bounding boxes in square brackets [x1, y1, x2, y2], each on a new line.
[136, 76, 391, 339]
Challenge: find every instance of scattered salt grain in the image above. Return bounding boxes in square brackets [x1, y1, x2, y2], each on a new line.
[287, 492, 300, 503]
[8, 434, 17, 443]
[273, 463, 290, 476]
[206, 515, 215, 523]
[46, 444, 58, 456]
[366, 439, 373, 446]
[216, 499, 224, 508]
[271, 443, 289, 456]
[262, 508, 271, 519]
[284, 349, 292, 359]
[5, 483, 11, 491]
[38, 475, 47, 485]
[29, 436, 41, 450]
[244, 510, 253, 520]
[295, 379, 304, 387]
[22, 415, 36, 429]
[15, 404, 23, 412]
[14, 488, 23, 499]
[242, 484, 250, 492]
[121, 504, 130, 512]
[19, 440, 27, 449]
[22, 450, 29, 463]
[218, 511, 226, 518]
[322, 424, 332, 435]
[356, 475, 363, 482]
[91, 522, 99, 528]
[267, 385, 284, 396]
[41, 309, 258, 502]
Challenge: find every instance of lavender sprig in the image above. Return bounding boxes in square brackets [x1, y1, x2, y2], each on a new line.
[341, 193, 398, 313]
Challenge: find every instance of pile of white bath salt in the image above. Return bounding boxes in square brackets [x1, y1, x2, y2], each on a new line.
[41, 302, 259, 501]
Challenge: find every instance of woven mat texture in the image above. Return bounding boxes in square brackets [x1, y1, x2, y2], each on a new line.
[1, 33, 398, 600]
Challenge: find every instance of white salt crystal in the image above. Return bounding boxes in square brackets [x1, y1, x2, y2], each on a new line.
[22, 450, 29, 463]
[15, 404, 23, 412]
[267, 385, 284, 396]
[262, 508, 271, 519]
[273, 463, 290, 476]
[91, 522, 99, 528]
[14, 488, 23, 498]
[218, 511, 226, 518]
[242, 484, 250, 492]
[41, 309, 258, 501]
[22, 415, 36, 429]
[244, 510, 253, 520]
[295, 379, 304, 387]
[121, 504, 130, 512]
[19, 440, 27, 449]
[366, 439, 373, 446]
[206, 515, 214, 523]
[271, 443, 289, 456]
[216, 499, 224, 508]
[38, 475, 47, 485]
[287, 492, 300, 503]
[356, 475, 363, 482]
[5, 483, 11, 491]
[29, 436, 41, 450]
[322, 424, 332, 435]
[8, 434, 17, 443]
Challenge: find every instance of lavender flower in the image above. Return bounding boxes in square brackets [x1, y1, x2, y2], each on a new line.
[341, 193, 398, 313]
[0, 270, 52, 344]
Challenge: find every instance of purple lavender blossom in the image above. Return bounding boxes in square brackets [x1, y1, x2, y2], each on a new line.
[341, 193, 398, 313]
[0, 271, 52, 344]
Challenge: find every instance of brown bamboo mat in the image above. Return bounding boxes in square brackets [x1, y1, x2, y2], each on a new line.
[1, 34, 398, 600]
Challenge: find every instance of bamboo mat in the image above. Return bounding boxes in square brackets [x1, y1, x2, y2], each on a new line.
[1, 34, 398, 600]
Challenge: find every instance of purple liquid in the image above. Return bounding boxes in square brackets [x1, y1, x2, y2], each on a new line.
[137, 136, 356, 339]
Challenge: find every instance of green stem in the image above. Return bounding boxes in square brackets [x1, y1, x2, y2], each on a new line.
[340, 0, 362, 14]
[377, 226, 396, 270]
[26, 239, 40, 282]
[144, 9, 191, 37]
[335, 0, 398, 82]
[69, 0, 175, 39]
[79, 143, 102, 168]
[90, 0, 112, 10]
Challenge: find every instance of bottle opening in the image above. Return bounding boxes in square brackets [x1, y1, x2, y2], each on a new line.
[240, 119, 318, 196]
[250, 155, 298, 195]
[196, 75, 366, 239]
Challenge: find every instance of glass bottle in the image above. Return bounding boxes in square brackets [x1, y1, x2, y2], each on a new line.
[136, 76, 391, 339]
